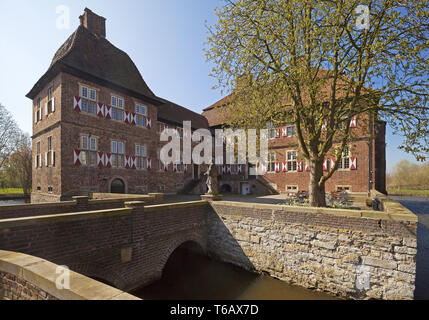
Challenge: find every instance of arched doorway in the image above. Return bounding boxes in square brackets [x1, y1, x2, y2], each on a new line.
[220, 184, 232, 193]
[111, 178, 125, 194]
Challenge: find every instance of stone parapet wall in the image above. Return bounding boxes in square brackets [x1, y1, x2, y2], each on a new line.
[0, 200, 208, 294]
[0, 250, 139, 300]
[207, 200, 417, 300]
[0, 193, 161, 220]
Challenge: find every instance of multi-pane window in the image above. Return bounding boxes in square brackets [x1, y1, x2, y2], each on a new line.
[286, 125, 296, 137]
[111, 95, 124, 121]
[80, 85, 97, 115]
[35, 98, 41, 123]
[81, 135, 98, 166]
[47, 136, 55, 167]
[267, 152, 276, 172]
[287, 151, 298, 172]
[36, 141, 41, 168]
[135, 104, 147, 127]
[135, 144, 147, 170]
[286, 185, 298, 192]
[266, 122, 277, 139]
[338, 147, 351, 170]
[111, 140, 125, 168]
[158, 122, 168, 134]
[47, 87, 55, 114]
[336, 186, 351, 192]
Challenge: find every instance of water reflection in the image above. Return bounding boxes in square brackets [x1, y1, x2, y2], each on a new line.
[0, 199, 26, 206]
[132, 248, 337, 300]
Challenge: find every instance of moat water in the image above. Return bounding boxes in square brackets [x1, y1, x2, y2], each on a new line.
[0, 199, 26, 206]
[132, 248, 337, 300]
[132, 196, 429, 300]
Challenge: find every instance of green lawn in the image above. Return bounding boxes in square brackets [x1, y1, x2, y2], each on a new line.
[0, 188, 24, 195]
[388, 189, 429, 196]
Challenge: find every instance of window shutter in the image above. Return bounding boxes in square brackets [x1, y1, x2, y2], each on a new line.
[297, 161, 303, 172]
[52, 97, 55, 112]
[305, 163, 310, 172]
[323, 160, 328, 171]
[282, 162, 287, 172]
[73, 150, 82, 166]
[275, 162, 280, 173]
[35, 156, 38, 168]
[39, 154, 42, 167]
[350, 157, 357, 170]
[35, 111, 38, 123]
[51, 151, 55, 167]
[74, 96, 82, 112]
[350, 116, 357, 128]
[39, 109, 42, 121]
[45, 102, 48, 116]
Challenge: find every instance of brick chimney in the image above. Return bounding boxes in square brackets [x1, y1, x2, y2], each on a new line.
[79, 8, 106, 38]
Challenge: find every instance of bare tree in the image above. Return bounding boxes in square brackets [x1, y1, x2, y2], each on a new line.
[3, 134, 32, 195]
[0, 103, 21, 167]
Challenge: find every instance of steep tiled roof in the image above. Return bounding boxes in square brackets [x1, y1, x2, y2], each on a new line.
[27, 15, 208, 129]
[156, 98, 209, 129]
[27, 25, 157, 101]
[202, 94, 233, 127]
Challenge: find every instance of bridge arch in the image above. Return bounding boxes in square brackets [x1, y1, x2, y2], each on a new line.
[157, 235, 207, 277]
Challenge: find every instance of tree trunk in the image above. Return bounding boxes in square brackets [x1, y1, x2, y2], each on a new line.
[309, 158, 327, 207]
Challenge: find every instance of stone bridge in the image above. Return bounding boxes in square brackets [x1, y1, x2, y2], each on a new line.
[0, 193, 419, 299]
[0, 199, 209, 292]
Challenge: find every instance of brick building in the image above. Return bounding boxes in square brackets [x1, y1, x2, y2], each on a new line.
[202, 94, 387, 195]
[27, 9, 208, 203]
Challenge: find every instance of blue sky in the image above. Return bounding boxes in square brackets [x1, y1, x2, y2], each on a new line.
[0, 0, 422, 172]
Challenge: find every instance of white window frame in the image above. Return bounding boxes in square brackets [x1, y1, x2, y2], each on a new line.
[267, 152, 276, 172]
[135, 144, 147, 170]
[80, 135, 98, 166]
[286, 185, 298, 192]
[111, 140, 125, 168]
[36, 141, 41, 168]
[135, 103, 147, 128]
[287, 150, 298, 172]
[80, 85, 98, 115]
[111, 95, 124, 122]
[338, 146, 351, 171]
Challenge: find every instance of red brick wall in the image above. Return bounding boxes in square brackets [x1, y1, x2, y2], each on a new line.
[32, 72, 207, 201]
[262, 139, 370, 193]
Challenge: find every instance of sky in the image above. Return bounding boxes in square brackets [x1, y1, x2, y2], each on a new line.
[0, 0, 423, 172]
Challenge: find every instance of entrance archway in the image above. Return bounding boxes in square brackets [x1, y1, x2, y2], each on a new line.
[220, 184, 232, 193]
[111, 178, 125, 194]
